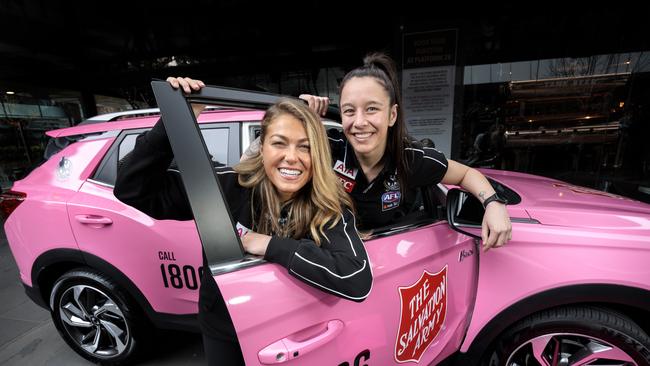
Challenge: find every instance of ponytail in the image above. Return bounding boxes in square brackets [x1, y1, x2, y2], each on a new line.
[340, 52, 410, 188]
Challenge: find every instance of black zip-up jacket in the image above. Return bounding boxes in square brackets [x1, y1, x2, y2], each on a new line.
[114, 119, 372, 336]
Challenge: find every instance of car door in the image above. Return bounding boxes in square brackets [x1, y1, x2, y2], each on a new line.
[152, 82, 480, 365]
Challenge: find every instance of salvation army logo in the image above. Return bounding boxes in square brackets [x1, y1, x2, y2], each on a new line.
[395, 266, 448, 363]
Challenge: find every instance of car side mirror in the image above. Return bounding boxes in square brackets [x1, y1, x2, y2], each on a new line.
[446, 188, 482, 240]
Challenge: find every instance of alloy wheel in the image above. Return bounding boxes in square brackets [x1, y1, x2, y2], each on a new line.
[506, 332, 636, 366]
[57, 284, 130, 358]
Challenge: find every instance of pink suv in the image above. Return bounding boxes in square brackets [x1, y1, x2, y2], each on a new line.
[3, 83, 650, 366]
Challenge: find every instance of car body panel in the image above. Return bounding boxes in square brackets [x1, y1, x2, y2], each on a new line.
[5, 137, 113, 286]
[66, 179, 204, 314]
[460, 219, 650, 352]
[480, 168, 650, 229]
[215, 222, 478, 365]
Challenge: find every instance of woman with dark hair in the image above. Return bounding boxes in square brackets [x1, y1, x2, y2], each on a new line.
[115, 94, 371, 365]
[301, 52, 512, 250]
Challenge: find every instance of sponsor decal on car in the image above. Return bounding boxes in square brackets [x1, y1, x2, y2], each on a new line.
[158, 251, 203, 290]
[395, 266, 448, 363]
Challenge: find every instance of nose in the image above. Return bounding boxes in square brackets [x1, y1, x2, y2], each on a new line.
[353, 112, 369, 128]
[284, 146, 298, 163]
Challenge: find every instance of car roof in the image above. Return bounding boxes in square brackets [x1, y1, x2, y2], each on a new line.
[46, 109, 267, 138]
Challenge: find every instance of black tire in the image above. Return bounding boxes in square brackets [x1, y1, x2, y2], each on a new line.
[50, 268, 151, 365]
[482, 306, 650, 366]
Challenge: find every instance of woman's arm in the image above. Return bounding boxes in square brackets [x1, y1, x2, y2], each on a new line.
[114, 119, 193, 220]
[442, 160, 512, 251]
[241, 209, 372, 302]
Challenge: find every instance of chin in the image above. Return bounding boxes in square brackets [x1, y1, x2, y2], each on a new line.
[277, 183, 305, 198]
[351, 143, 376, 155]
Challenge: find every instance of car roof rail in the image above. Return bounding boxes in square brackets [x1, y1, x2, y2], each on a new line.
[77, 98, 340, 126]
[77, 105, 231, 126]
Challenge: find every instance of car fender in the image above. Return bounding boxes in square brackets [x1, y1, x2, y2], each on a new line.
[457, 222, 650, 360]
[31, 248, 198, 332]
[457, 283, 650, 362]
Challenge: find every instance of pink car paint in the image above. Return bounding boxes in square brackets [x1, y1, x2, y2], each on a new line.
[215, 221, 477, 365]
[5, 109, 650, 365]
[459, 169, 650, 354]
[5, 136, 114, 286]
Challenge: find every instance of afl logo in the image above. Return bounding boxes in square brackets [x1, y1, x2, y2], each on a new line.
[382, 191, 401, 211]
[382, 191, 400, 202]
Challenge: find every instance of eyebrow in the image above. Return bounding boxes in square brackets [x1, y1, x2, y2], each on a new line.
[269, 134, 309, 143]
[341, 101, 383, 108]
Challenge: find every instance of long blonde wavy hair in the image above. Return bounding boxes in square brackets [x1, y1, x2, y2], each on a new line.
[235, 99, 353, 245]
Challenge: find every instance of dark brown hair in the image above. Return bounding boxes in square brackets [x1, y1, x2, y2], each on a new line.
[339, 52, 411, 188]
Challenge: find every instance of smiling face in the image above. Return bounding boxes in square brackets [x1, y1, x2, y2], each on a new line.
[261, 113, 312, 202]
[340, 76, 398, 164]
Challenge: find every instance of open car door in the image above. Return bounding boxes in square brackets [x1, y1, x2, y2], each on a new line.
[151, 81, 480, 365]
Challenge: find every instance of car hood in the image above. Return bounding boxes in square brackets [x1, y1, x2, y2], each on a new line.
[479, 169, 650, 230]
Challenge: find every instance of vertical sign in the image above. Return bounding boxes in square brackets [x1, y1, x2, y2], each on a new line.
[402, 29, 457, 156]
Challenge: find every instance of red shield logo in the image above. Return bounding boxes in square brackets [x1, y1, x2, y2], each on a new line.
[394, 266, 448, 363]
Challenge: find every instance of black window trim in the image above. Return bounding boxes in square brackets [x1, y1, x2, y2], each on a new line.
[91, 127, 150, 187]
[90, 123, 241, 188]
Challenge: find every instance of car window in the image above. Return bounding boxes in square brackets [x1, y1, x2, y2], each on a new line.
[92, 125, 233, 187]
[202, 128, 229, 164]
[118, 134, 138, 160]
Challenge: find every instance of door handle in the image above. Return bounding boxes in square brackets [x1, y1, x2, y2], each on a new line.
[75, 215, 113, 226]
[258, 320, 344, 364]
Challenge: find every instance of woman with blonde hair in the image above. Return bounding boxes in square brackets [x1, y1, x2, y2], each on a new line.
[115, 89, 371, 365]
[234, 99, 355, 247]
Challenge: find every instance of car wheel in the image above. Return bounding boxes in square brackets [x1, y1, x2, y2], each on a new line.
[483, 306, 650, 366]
[50, 268, 150, 365]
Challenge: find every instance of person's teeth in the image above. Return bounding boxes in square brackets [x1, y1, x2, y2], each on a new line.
[279, 168, 301, 176]
[355, 132, 371, 138]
